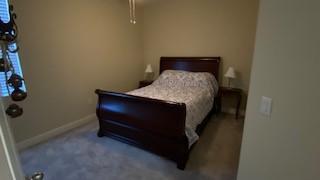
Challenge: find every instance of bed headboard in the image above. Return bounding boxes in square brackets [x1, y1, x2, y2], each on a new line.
[160, 57, 221, 81]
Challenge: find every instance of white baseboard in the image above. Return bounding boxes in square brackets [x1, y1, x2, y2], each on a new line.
[17, 114, 96, 151]
[222, 107, 246, 117]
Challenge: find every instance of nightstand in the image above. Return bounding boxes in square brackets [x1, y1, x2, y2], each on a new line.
[217, 86, 242, 119]
[139, 80, 153, 88]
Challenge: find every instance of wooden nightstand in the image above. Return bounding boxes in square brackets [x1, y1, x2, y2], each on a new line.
[217, 86, 242, 119]
[139, 80, 153, 88]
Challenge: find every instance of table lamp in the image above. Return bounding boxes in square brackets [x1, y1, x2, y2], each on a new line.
[224, 67, 236, 88]
[145, 64, 154, 81]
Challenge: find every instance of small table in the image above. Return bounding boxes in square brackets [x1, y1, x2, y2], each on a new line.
[217, 86, 242, 119]
[139, 80, 153, 88]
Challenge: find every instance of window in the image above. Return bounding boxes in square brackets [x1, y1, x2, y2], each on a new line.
[0, 0, 26, 96]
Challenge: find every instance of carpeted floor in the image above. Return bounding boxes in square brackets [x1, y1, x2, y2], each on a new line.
[20, 113, 244, 180]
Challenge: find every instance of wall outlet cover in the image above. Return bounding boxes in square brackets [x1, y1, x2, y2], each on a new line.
[260, 96, 272, 116]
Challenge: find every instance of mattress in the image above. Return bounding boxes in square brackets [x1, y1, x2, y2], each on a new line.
[127, 70, 218, 146]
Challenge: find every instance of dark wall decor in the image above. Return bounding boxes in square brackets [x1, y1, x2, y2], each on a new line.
[0, 5, 27, 118]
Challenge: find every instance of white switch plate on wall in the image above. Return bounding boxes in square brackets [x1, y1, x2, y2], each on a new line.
[260, 96, 272, 116]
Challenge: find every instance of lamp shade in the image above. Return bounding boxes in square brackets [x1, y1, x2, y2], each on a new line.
[145, 64, 153, 73]
[224, 67, 236, 79]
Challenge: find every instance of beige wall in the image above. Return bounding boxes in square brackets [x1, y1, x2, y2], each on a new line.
[10, 0, 144, 142]
[142, 0, 259, 91]
[8, 0, 259, 143]
[237, 0, 320, 179]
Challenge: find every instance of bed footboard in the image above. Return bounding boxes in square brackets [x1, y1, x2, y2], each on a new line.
[95, 89, 189, 169]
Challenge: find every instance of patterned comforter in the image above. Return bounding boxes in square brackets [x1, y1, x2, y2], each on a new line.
[127, 70, 219, 147]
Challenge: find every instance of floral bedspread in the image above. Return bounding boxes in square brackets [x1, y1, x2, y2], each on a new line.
[127, 70, 218, 147]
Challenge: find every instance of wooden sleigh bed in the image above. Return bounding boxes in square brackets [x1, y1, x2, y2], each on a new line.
[95, 57, 221, 170]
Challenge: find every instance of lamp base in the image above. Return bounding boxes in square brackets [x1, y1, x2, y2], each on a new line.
[144, 72, 154, 81]
[227, 78, 234, 88]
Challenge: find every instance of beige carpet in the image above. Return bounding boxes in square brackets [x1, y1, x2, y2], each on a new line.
[20, 113, 244, 180]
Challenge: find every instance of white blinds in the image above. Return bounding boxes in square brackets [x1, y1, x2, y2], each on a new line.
[0, 0, 25, 96]
[0, 0, 9, 22]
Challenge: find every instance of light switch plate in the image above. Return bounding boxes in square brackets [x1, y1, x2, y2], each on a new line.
[260, 96, 272, 116]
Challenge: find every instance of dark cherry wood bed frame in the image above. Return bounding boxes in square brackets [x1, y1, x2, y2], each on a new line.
[95, 57, 221, 170]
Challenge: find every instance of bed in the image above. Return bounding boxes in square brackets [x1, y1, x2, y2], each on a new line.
[95, 57, 221, 170]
